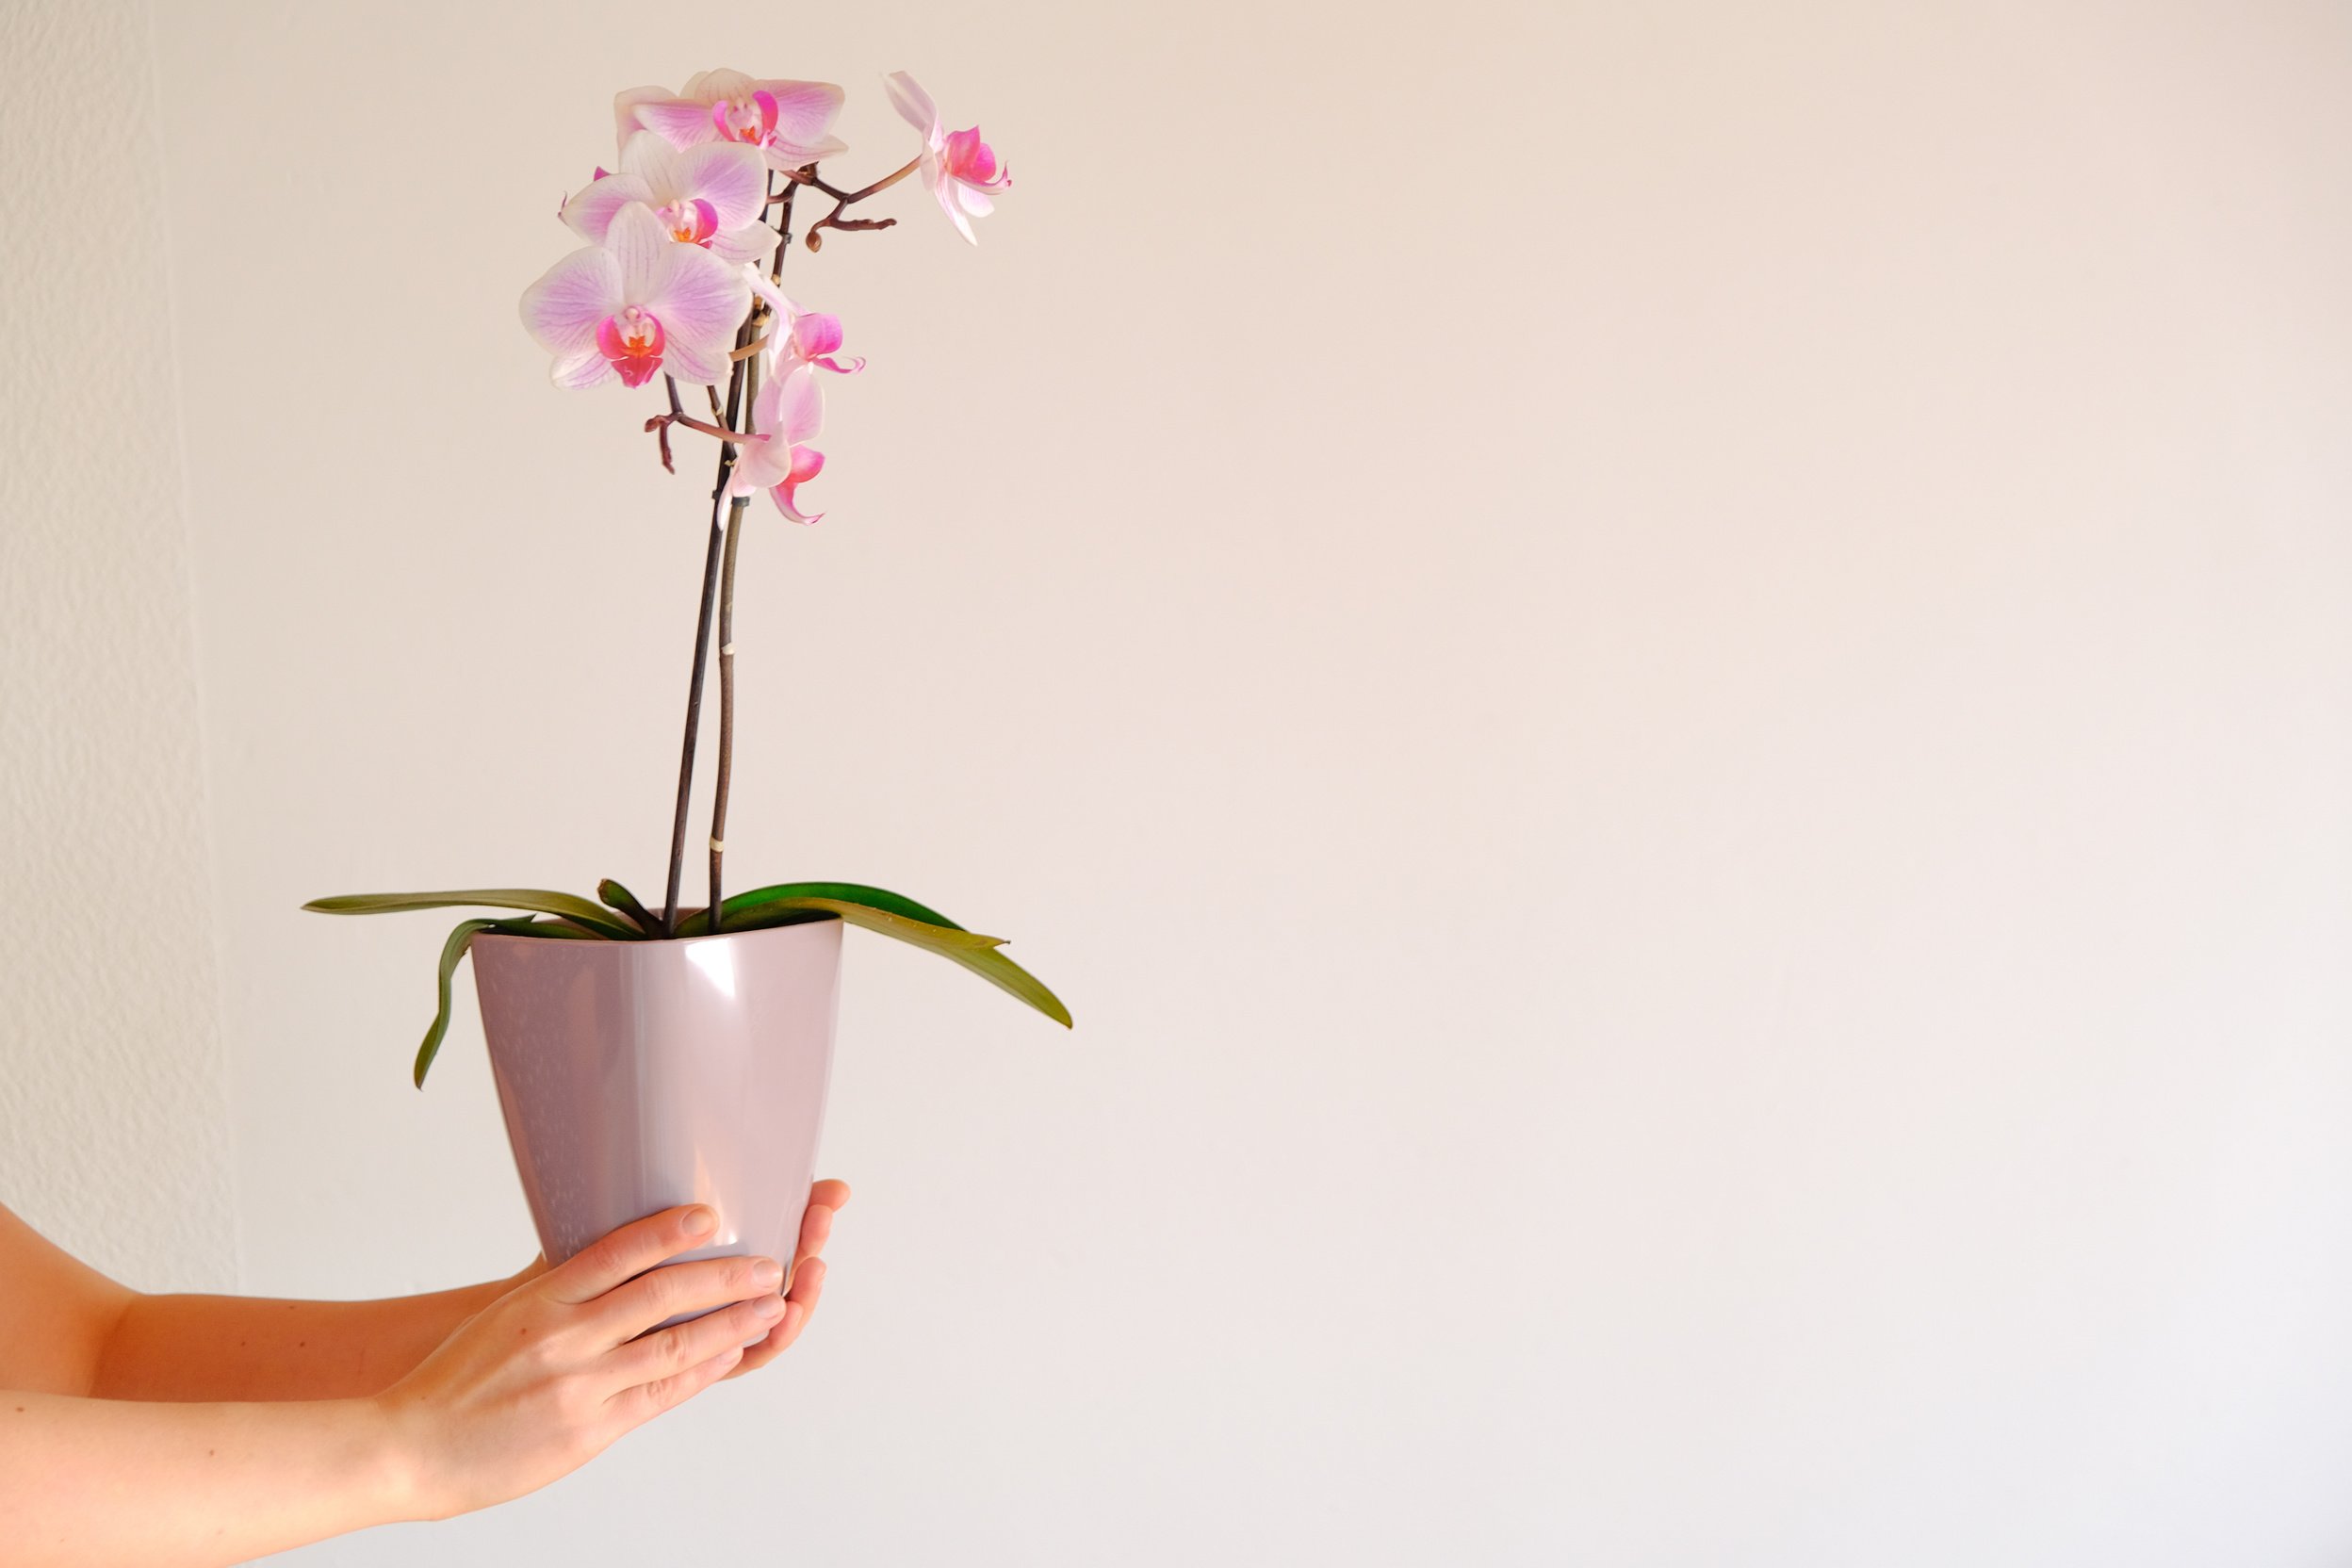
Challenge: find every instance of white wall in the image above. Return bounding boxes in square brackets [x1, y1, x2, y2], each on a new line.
[0, 0, 235, 1293]
[8, 0, 2352, 1561]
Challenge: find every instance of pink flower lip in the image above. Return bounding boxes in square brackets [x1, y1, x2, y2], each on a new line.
[776, 445, 825, 524]
[596, 307, 667, 387]
[942, 126, 1007, 188]
[659, 198, 720, 246]
[711, 88, 781, 147]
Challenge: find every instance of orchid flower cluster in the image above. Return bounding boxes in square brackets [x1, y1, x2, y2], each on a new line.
[309, 67, 1065, 1081]
[519, 67, 1009, 523]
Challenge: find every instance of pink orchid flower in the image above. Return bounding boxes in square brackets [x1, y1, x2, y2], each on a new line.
[744, 267, 865, 376]
[564, 133, 777, 268]
[520, 203, 750, 389]
[616, 70, 846, 173]
[882, 71, 1010, 245]
[727, 365, 826, 523]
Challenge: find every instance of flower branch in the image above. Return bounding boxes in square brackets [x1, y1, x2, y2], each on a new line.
[514, 68, 1009, 938]
[645, 409, 763, 472]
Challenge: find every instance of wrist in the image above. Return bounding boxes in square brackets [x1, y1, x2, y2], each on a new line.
[360, 1389, 446, 1524]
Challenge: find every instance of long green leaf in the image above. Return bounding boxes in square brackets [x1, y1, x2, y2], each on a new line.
[415, 919, 500, 1088]
[675, 887, 1000, 949]
[716, 881, 966, 930]
[483, 918, 603, 940]
[596, 878, 658, 936]
[939, 945, 1074, 1029]
[686, 885, 1072, 1030]
[305, 889, 640, 941]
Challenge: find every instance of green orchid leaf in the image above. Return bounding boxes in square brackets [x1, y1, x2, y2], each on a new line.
[304, 889, 640, 942]
[684, 883, 1072, 1030]
[716, 881, 966, 930]
[483, 918, 602, 940]
[596, 878, 659, 936]
[939, 945, 1075, 1029]
[676, 890, 1000, 950]
[415, 919, 500, 1088]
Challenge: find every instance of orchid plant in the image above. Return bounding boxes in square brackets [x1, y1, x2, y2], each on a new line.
[307, 69, 1066, 1085]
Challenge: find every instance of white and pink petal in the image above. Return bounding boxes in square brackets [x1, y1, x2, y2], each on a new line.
[604, 203, 678, 305]
[561, 172, 655, 244]
[769, 364, 825, 444]
[646, 239, 752, 351]
[755, 79, 846, 149]
[883, 71, 940, 138]
[683, 67, 758, 103]
[709, 222, 781, 267]
[661, 336, 730, 387]
[549, 345, 612, 389]
[930, 169, 977, 244]
[519, 246, 621, 355]
[612, 85, 672, 153]
[632, 96, 720, 147]
[673, 141, 769, 226]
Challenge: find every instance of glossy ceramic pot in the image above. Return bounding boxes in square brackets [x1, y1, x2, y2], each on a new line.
[470, 917, 841, 1289]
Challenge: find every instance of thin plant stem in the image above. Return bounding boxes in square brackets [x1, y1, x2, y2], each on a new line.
[660, 280, 762, 935]
[781, 155, 921, 250]
[701, 173, 799, 936]
[708, 486, 748, 929]
[775, 155, 921, 205]
[661, 490, 728, 934]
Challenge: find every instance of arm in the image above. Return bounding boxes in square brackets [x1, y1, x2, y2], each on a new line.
[0, 1198, 842, 1567]
[0, 1204, 514, 1403]
[1, 1389, 412, 1565]
[90, 1270, 531, 1403]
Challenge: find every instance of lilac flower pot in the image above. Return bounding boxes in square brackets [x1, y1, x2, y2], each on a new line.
[470, 917, 841, 1290]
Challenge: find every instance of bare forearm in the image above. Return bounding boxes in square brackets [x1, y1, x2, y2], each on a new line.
[0, 1390, 418, 1567]
[91, 1277, 515, 1402]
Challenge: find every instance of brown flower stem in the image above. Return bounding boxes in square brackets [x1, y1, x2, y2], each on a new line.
[646, 411, 759, 446]
[774, 155, 921, 205]
[662, 493, 728, 934]
[701, 174, 799, 934]
[766, 155, 921, 250]
[660, 267, 763, 936]
[648, 376, 689, 471]
[707, 488, 747, 931]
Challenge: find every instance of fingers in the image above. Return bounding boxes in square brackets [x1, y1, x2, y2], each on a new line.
[608, 1342, 746, 1428]
[592, 1252, 782, 1345]
[604, 1292, 787, 1393]
[730, 1182, 845, 1379]
[789, 1250, 827, 1323]
[776, 1255, 828, 1350]
[793, 1179, 849, 1271]
[795, 1198, 836, 1270]
[729, 1256, 825, 1377]
[541, 1205, 718, 1305]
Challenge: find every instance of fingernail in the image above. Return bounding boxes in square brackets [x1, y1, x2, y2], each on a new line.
[684, 1206, 717, 1236]
[751, 1257, 782, 1287]
[754, 1294, 786, 1319]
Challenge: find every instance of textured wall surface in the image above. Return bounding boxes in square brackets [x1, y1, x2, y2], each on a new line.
[8, 0, 2352, 1562]
[0, 1, 235, 1290]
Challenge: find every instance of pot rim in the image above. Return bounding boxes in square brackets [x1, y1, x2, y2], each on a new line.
[469, 911, 843, 950]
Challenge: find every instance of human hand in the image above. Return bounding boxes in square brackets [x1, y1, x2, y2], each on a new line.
[727, 1178, 849, 1378]
[487, 1178, 847, 1380]
[376, 1203, 790, 1519]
